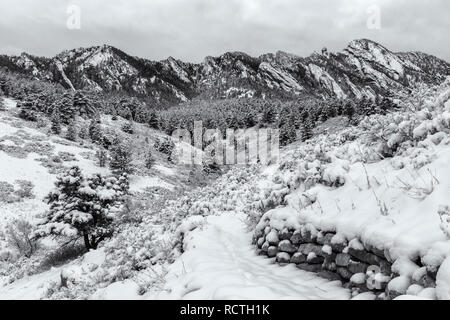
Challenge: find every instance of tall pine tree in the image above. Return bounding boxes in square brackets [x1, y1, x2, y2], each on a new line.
[88, 119, 103, 143]
[51, 109, 62, 134]
[109, 141, 134, 175]
[300, 118, 313, 142]
[73, 91, 97, 119]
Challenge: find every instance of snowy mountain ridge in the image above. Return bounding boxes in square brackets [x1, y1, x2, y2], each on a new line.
[1, 39, 449, 105]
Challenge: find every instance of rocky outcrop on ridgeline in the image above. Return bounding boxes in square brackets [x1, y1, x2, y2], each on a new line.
[0, 39, 448, 105]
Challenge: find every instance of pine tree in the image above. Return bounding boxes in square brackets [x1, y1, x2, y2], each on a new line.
[279, 114, 297, 146]
[88, 119, 102, 143]
[343, 100, 356, 120]
[319, 107, 328, 123]
[148, 111, 159, 129]
[120, 106, 133, 120]
[244, 111, 257, 127]
[109, 141, 134, 175]
[360, 97, 376, 116]
[96, 148, 108, 167]
[73, 91, 97, 119]
[66, 121, 77, 141]
[0, 78, 7, 95]
[18, 95, 39, 121]
[78, 125, 88, 140]
[154, 137, 175, 159]
[121, 121, 134, 134]
[144, 149, 155, 169]
[34, 166, 128, 250]
[111, 108, 118, 121]
[300, 118, 313, 141]
[51, 109, 62, 134]
[52, 92, 75, 125]
[261, 104, 276, 124]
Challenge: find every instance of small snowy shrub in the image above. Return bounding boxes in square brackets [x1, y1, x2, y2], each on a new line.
[13, 179, 35, 200]
[23, 141, 55, 156]
[121, 121, 134, 134]
[154, 137, 175, 157]
[39, 244, 86, 272]
[5, 219, 38, 258]
[0, 181, 15, 203]
[57, 151, 77, 162]
[0, 180, 34, 202]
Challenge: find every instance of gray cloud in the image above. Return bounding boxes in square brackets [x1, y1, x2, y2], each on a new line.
[0, 0, 448, 62]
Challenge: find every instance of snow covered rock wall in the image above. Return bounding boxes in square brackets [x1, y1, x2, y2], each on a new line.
[253, 222, 438, 300]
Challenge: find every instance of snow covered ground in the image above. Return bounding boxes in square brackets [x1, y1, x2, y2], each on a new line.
[146, 213, 349, 300]
[0, 97, 183, 297]
[2, 77, 450, 300]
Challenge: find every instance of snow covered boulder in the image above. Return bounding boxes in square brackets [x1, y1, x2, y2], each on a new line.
[348, 260, 369, 274]
[406, 284, 424, 296]
[348, 240, 382, 266]
[267, 246, 278, 258]
[290, 252, 306, 264]
[278, 240, 298, 253]
[278, 228, 293, 240]
[298, 243, 323, 257]
[91, 280, 140, 300]
[436, 257, 450, 300]
[266, 230, 280, 246]
[290, 230, 303, 245]
[387, 276, 411, 299]
[321, 162, 348, 187]
[276, 252, 291, 264]
[60, 266, 83, 287]
[330, 234, 347, 252]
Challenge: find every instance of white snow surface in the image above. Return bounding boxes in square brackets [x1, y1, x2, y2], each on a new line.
[146, 213, 350, 300]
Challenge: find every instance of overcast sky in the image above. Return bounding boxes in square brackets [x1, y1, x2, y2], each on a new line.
[0, 0, 448, 62]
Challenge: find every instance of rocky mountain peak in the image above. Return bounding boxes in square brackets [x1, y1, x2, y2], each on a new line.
[1, 39, 448, 105]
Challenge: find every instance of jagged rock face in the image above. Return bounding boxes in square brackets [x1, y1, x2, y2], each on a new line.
[0, 39, 449, 104]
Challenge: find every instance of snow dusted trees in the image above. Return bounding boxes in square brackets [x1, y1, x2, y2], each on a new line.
[109, 140, 134, 175]
[52, 92, 75, 125]
[121, 120, 134, 134]
[300, 119, 313, 141]
[72, 91, 97, 119]
[66, 121, 78, 141]
[148, 111, 159, 129]
[343, 100, 356, 120]
[144, 149, 155, 169]
[96, 148, 108, 167]
[279, 116, 297, 146]
[18, 95, 39, 121]
[0, 97, 5, 111]
[50, 109, 62, 134]
[154, 137, 175, 160]
[88, 119, 103, 143]
[35, 166, 129, 250]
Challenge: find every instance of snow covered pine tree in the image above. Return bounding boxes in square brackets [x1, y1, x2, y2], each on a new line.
[34, 166, 129, 250]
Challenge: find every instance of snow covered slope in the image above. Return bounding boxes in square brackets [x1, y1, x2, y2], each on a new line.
[2, 76, 450, 300]
[0, 97, 182, 292]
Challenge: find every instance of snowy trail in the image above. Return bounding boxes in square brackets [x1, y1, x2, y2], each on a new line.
[149, 214, 351, 300]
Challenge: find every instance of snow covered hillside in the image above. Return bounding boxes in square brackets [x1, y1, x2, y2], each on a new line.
[148, 78, 450, 300]
[2, 77, 450, 300]
[0, 97, 184, 297]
